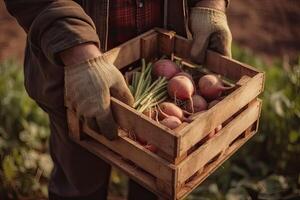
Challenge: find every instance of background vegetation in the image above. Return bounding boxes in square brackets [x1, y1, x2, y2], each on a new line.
[0, 46, 299, 199]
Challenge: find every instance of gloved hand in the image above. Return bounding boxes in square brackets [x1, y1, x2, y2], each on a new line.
[190, 7, 232, 63]
[65, 56, 134, 140]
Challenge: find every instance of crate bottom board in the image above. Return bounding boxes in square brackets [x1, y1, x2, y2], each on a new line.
[73, 127, 257, 200]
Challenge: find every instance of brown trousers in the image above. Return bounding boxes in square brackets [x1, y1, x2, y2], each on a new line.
[38, 102, 157, 199]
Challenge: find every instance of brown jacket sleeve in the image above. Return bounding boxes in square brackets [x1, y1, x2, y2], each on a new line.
[4, 0, 100, 65]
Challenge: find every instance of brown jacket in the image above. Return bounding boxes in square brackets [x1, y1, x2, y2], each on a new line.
[4, 0, 197, 109]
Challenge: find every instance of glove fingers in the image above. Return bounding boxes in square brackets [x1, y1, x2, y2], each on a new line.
[96, 110, 119, 140]
[190, 34, 210, 64]
[96, 86, 119, 140]
[86, 117, 98, 132]
[110, 78, 135, 107]
[209, 29, 232, 58]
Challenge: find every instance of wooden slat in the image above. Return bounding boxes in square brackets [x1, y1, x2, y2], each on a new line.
[173, 35, 261, 81]
[205, 50, 262, 81]
[141, 33, 158, 62]
[157, 28, 176, 56]
[174, 35, 192, 59]
[67, 109, 82, 141]
[177, 72, 265, 156]
[76, 138, 170, 199]
[177, 99, 262, 184]
[103, 30, 156, 69]
[82, 123, 175, 184]
[111, 98, 179, 161]
[177, 129, 257, 200]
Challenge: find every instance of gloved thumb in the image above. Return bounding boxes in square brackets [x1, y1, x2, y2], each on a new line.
[110, 78, 135, 107]
[96, 109, 119, 140]
[209, 28, 232, 58]
[190, 33, 210, 64]
[96, 86, 119, 140]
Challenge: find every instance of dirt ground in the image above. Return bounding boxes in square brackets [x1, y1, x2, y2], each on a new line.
[0, 0, 299, 62]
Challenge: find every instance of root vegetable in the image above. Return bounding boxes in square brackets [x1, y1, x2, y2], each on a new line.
[160, 116, 182, 130]
[136, 135, 147, 145]
[145, 144, 157, 153]
[168, 75, 195, 112]
[186, 95, 208, 113]
[168, 75, 195, 100]
[153, 59, 181, 79]
[198, 74, 232, 100]
[158, 102, 184, 120]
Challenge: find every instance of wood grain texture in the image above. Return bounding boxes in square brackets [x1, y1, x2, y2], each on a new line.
[177, 99, 262, 184]
[103, 30, 156, 69]
[82, 122, 175, 183]
[177, 72, 265, 157]
[67, 109, 82, 141]
[176, 129, 257, 199]
[111, 98, 179, 161]
[141, 33, 158, 62]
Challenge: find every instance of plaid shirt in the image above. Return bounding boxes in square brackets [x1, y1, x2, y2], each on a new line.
[108, 0, 164, 49]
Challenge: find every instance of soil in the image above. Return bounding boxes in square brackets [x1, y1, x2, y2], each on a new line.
[227, 0, 300, 61]
[1, 0, 299, 62]
[0, 2, 26, 62]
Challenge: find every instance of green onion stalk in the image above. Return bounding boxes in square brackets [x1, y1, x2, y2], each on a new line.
[130, 59, 168, 113]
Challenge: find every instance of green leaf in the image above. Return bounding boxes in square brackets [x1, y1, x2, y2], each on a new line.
[2, 155, 17, 182]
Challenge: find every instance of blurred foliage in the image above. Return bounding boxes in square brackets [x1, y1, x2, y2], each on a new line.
[0, 60, 51, 200]
[0, 45, 299, 200]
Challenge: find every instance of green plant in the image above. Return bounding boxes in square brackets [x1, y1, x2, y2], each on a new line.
[0, 60, 51, 200]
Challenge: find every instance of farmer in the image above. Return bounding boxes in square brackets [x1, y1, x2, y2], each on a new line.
[4, 0, 231, 199]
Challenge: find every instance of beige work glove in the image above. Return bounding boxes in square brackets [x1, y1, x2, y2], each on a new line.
[65, 56, 134, 140]
[190, 7, 232, 63]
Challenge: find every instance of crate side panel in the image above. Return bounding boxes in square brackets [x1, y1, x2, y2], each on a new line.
[156, 28, 176, 56]
[76, 138, 172, 199]
[111, 98, 178, 159]
[174, 35, 192, 59]
[141, 33, 159, 62]
[173, 36, 260, 81]
[103, 30, 156, 69]
[177, 99, 262, 184]
[205, 50, 261, 81]
[82, 124, 174, 183]
[176, 129, 257, 200]
[67, 109, 82, 141]
[178, 73, 264, 156]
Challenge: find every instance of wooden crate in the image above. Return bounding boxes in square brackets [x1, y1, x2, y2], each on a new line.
[66, 28, 265, 200]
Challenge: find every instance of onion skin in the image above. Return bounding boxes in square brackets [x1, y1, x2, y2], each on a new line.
[153, 59, 181, 79]
[186, 95, 208, 113]
[160, 116, 182, 130]
[159, 102, 184, 120]
[176, 72, 195, 84]
[168, 75, 195, 100]
[198, 74, 230, 100]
